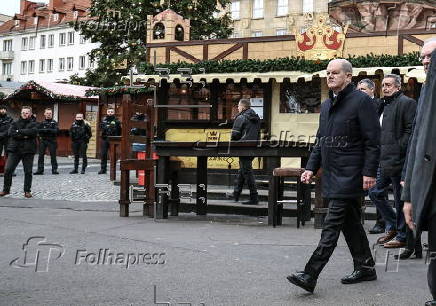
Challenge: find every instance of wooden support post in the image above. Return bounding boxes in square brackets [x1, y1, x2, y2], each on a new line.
[196, 156, 208, 215]
[109, 142, 117, 181]
[119, 169, 130, 217]
[156, 157, 169, 219]
[170, 168, 180, 216]
[268, 157, 281, 225]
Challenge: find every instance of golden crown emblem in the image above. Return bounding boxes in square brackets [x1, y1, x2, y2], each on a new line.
[296, 15, 348, 60]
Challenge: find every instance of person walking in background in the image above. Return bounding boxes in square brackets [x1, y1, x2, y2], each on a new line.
[69, 113, 92, 175]
[98, 108, 121, 175]
[34, 108, 59, 175]
[230, 99, 261, 205]
[287, 59, 380, 293]
[0, 106, 38, 198]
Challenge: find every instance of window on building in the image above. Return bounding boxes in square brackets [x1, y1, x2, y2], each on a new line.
[79, 35, 86, 44]
[28, 60, 35, 74]
[67, 57, 74, 70]
[20, 61, 27, 74]
[68, 32, 74, 45]
[280, 78, 321, 113]
[252, 31, 263, 37]
[59, 58, 65, 71]
[3, 40, 12, 51]
[231, 1, 240, 20]
[303, 0, 314, 13]
[29, 36, 35, 50]
[88, 56, 94, 68]
[59, 33, 66, 46]
[21, 37, 28, 50]
[47, 59, 53, 72]
[277, 0, 288, 16]
[53, 13, 59, 22]
[2, 63, 12, 75]
[40, 35, 46, 49]
[252, 0, 264, 19]
[15, 20, 20, 27]
[153, 23, 165, 40]
[48, 34, 54, 48]
[276, 28, 287, 35]
[33, 17, 38, 25]
[39, 59, 45, 73]
[79, 56, 86, 70]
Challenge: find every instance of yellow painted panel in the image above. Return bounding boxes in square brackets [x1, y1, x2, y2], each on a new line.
[165, 129, 263, 169]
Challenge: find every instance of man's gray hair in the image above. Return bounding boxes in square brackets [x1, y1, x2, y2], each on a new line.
[424, 37, 436, 46]
[384, 74, 402, 87]
[358, 78, 375, 90]
[239, 99, 251, 109]
[331, 58, 353, 74]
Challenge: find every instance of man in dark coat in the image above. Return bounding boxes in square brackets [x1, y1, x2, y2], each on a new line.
[357, 78, 386, 234]
[231, 99, 261, 205]
[0, 106, 38, 198]
[402, 38, 436, 306]
[368, 74, 417, 249]
[287, 59, 380, 293]
[34, 108, 59, 175]
[0, 105, 13, 157]
[69, 113, 92, 174]
[98, 108, 121, 174]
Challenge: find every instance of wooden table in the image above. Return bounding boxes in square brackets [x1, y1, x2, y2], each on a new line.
[153, 140, 311, 225]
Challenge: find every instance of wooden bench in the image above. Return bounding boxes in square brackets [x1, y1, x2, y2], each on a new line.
[271, 167, 311, 228]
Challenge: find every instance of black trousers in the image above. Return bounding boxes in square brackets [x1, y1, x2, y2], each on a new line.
[234, 157, 257, 195]
[0, 138, 8, 156]
[100, 139, 109, 171]
[3, 152, 34, 192]
[37, 139, 58, 172]
[405, 227, 422, 253]
[72, 141, 88, 171]
[428, 214, 436, 299]
[304, 198, 375, 279]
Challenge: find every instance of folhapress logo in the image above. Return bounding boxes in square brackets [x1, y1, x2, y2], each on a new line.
[10, 236, 65, 272]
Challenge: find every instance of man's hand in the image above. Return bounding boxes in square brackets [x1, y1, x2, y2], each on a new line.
[363, 176, 376, 190]
[400, 181, 405, 187]
[301, 170, 314, 184]
[403, 202, 415, 230]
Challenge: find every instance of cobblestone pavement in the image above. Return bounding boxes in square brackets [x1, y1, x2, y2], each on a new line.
[0, 156, 119, 202]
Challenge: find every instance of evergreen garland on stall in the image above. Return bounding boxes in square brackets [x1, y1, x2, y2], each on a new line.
[85, 86, 154, 97]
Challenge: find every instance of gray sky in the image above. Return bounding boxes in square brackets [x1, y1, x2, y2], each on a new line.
[1, 0, 49, 16]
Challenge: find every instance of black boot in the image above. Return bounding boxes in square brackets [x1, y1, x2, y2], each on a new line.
[228, 191, 240, 202]
[81, 168, 86, 174]
[70, 169, 78, 174]
[242, 193, 258, 205]
[341, 268, 377, 284]
[287, 272, 317, 293]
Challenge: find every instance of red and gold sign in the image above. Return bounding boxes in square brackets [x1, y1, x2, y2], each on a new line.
[296, 15, 348, 60]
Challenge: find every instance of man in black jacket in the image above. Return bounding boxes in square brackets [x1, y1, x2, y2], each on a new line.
[69, 113, 92, 174]
[0, 105, 13, 157]
[368, 74, 417, 249]
[287, 59, 380, 293]
[98, 108, 121, 174]
[357, 78, 387, 235]
[231, 99, 261, 205]
[34, 108, 59, 175]
[0, 106, 38, 198]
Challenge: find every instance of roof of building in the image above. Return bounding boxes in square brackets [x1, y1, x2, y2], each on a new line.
[0, 0, 91, 34]
[4, 80, 98, 101]
[0, 81, 25, 89]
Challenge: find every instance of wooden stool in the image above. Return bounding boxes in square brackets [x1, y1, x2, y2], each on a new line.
[271, 168, 311, 228]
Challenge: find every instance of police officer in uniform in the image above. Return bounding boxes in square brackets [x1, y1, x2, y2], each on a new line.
[0, 105, 13, 157]
[98, 108, 121, 174]
[69, 113, 92, 174]
[34, 108, 59, 175]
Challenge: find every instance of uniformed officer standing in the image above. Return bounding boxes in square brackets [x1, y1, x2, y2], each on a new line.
[98, 108, 121, 174]
[0, 105, 13, 157]
[69, 113, 92, 174]
[34, 108, 59, 175]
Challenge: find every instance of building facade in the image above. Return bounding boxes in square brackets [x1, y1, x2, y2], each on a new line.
[0, 0, 98, 83]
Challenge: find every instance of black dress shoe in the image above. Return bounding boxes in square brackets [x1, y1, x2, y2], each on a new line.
[286, 272, 317, 293]
[70, 170, 78, 174]
[369, 223, 385, 234]
[52, 171, 59, 175]
[425, 300, 436, 306]
[98, 170, 106, 174]
[80, 169, 86, 174]
[241, 199, 259, 205]
[341, 268, 377, 284]
[33, 171, 44, 175]
[394, 249, 423, 260]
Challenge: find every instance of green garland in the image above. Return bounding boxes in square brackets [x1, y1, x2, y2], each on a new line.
[0, 92, 5, 100]
[138, 52, 421, 75]
[85, 86, 154, 97]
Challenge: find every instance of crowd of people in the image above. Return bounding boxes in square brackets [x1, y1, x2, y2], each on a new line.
[0, 107, 121, 198]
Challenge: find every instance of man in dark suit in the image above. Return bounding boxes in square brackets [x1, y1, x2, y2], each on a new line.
[287, 59, 380, 293]
[402, 38, 436, 306]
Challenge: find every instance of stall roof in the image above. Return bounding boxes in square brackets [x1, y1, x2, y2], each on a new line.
[131, 66, 423, 84]
[4, 81, 98, 101]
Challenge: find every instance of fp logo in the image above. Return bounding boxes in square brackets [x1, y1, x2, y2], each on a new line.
[10, 236, 65, 272]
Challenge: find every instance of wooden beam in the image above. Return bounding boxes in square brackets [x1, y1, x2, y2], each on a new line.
[242, 42, 248, 60]
[203, 44, 208, 61]
[213, 43, 243, 60]
[402, 34, 424, 46]
[170, 46, 201, 63]
[165, 47, 170, 63]
[398, 34, 404, 55]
